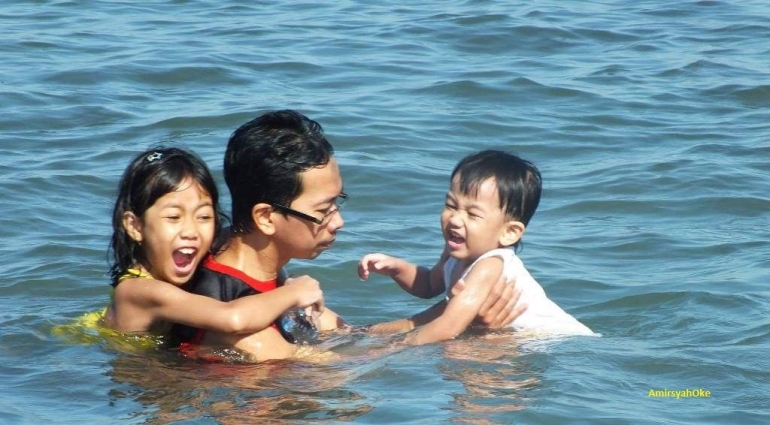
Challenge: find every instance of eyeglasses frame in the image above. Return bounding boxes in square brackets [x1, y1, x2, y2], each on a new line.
[270, 192, 347, 225]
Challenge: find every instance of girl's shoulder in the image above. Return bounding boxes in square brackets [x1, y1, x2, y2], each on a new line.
[117, 268, 153, 283]
[113, 268, 156, 297]
[112, 272, 166, 306]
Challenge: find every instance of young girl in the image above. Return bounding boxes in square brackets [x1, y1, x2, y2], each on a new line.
[358, 150, 595, 345]
[100, 147, 326, 340]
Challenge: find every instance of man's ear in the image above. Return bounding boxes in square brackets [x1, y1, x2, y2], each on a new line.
[252, 203, 276, 235]
[122, 212, 143, 243]
[499, 220, 525, 248]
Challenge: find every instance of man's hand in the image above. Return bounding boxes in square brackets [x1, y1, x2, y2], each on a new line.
[451, 273, 527, 328]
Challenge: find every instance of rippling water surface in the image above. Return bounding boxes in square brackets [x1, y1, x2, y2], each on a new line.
[1, 1, 769, 423]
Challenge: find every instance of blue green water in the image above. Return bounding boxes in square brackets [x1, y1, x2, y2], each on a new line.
[2, 1, 769, 423]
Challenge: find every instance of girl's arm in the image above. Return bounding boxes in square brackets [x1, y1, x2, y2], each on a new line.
[402, 256, 503, 345]
[358, 249, 449, 299]
[119, 276, 324, 334]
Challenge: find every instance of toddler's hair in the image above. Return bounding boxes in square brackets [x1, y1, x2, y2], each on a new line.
[451, 149, 542, 227]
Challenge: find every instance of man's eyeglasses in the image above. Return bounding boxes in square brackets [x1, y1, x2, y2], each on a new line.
[271, 193, 347, 226]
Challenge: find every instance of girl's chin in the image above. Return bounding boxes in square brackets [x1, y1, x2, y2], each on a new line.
[164, 266, 197, 286]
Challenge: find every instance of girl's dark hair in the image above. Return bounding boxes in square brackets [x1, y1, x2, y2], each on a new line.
[108, 147, 226, 287]
[224, 110, 334, 233]
[451, 150, 542, 250]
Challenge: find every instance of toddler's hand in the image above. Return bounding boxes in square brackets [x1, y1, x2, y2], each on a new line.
[284, 275, 325, 315]
[358, 253, 400, 280]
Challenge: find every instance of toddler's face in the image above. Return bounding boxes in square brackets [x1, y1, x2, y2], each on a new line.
[441, 176, 510, 262]
[137, 178, 215, 286]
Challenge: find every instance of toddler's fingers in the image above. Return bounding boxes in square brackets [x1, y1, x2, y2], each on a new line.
[358, 263, 369, 280]
[371, 260, 386, 272]
[358, 254, 381, 279]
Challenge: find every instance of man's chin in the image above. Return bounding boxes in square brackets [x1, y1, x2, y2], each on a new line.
[307, 251, 323, 259]
[308, 247, 331, 259]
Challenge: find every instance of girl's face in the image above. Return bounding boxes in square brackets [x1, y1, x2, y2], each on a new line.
[441, 175, 517, 263]
[127, 178, 215, 286]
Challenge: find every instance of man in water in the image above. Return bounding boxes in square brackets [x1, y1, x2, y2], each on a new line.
[173, 110, 523, 361]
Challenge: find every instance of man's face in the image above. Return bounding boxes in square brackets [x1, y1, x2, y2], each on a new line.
[272, 156, 345, 260]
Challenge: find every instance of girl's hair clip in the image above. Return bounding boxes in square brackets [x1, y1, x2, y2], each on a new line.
[146, 152, 163, 162]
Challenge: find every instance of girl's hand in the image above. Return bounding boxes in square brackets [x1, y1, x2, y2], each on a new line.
[284, 275, 325, 314]
[358, 253, 401, 280]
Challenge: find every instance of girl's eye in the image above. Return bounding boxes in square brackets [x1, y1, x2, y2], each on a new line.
[444, 203, 457, 210]
[197, 214, 214, 221]
[166, 215, 181, 221]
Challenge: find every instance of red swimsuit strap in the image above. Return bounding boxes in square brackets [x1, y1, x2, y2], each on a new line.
[202, 255, 278, 293]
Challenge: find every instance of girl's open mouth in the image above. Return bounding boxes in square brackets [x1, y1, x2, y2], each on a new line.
[172, 247, 198, 273]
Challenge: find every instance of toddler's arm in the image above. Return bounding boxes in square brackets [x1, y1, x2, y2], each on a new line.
[358, 251, 447, 299]
[402, 256, 503, 345]
[366, 271, 527, 336]
[366, 300, 447, 334]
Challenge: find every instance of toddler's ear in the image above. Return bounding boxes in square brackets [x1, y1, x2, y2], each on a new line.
[499, 220, 525, 247]
[122, 212, 143, 243]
